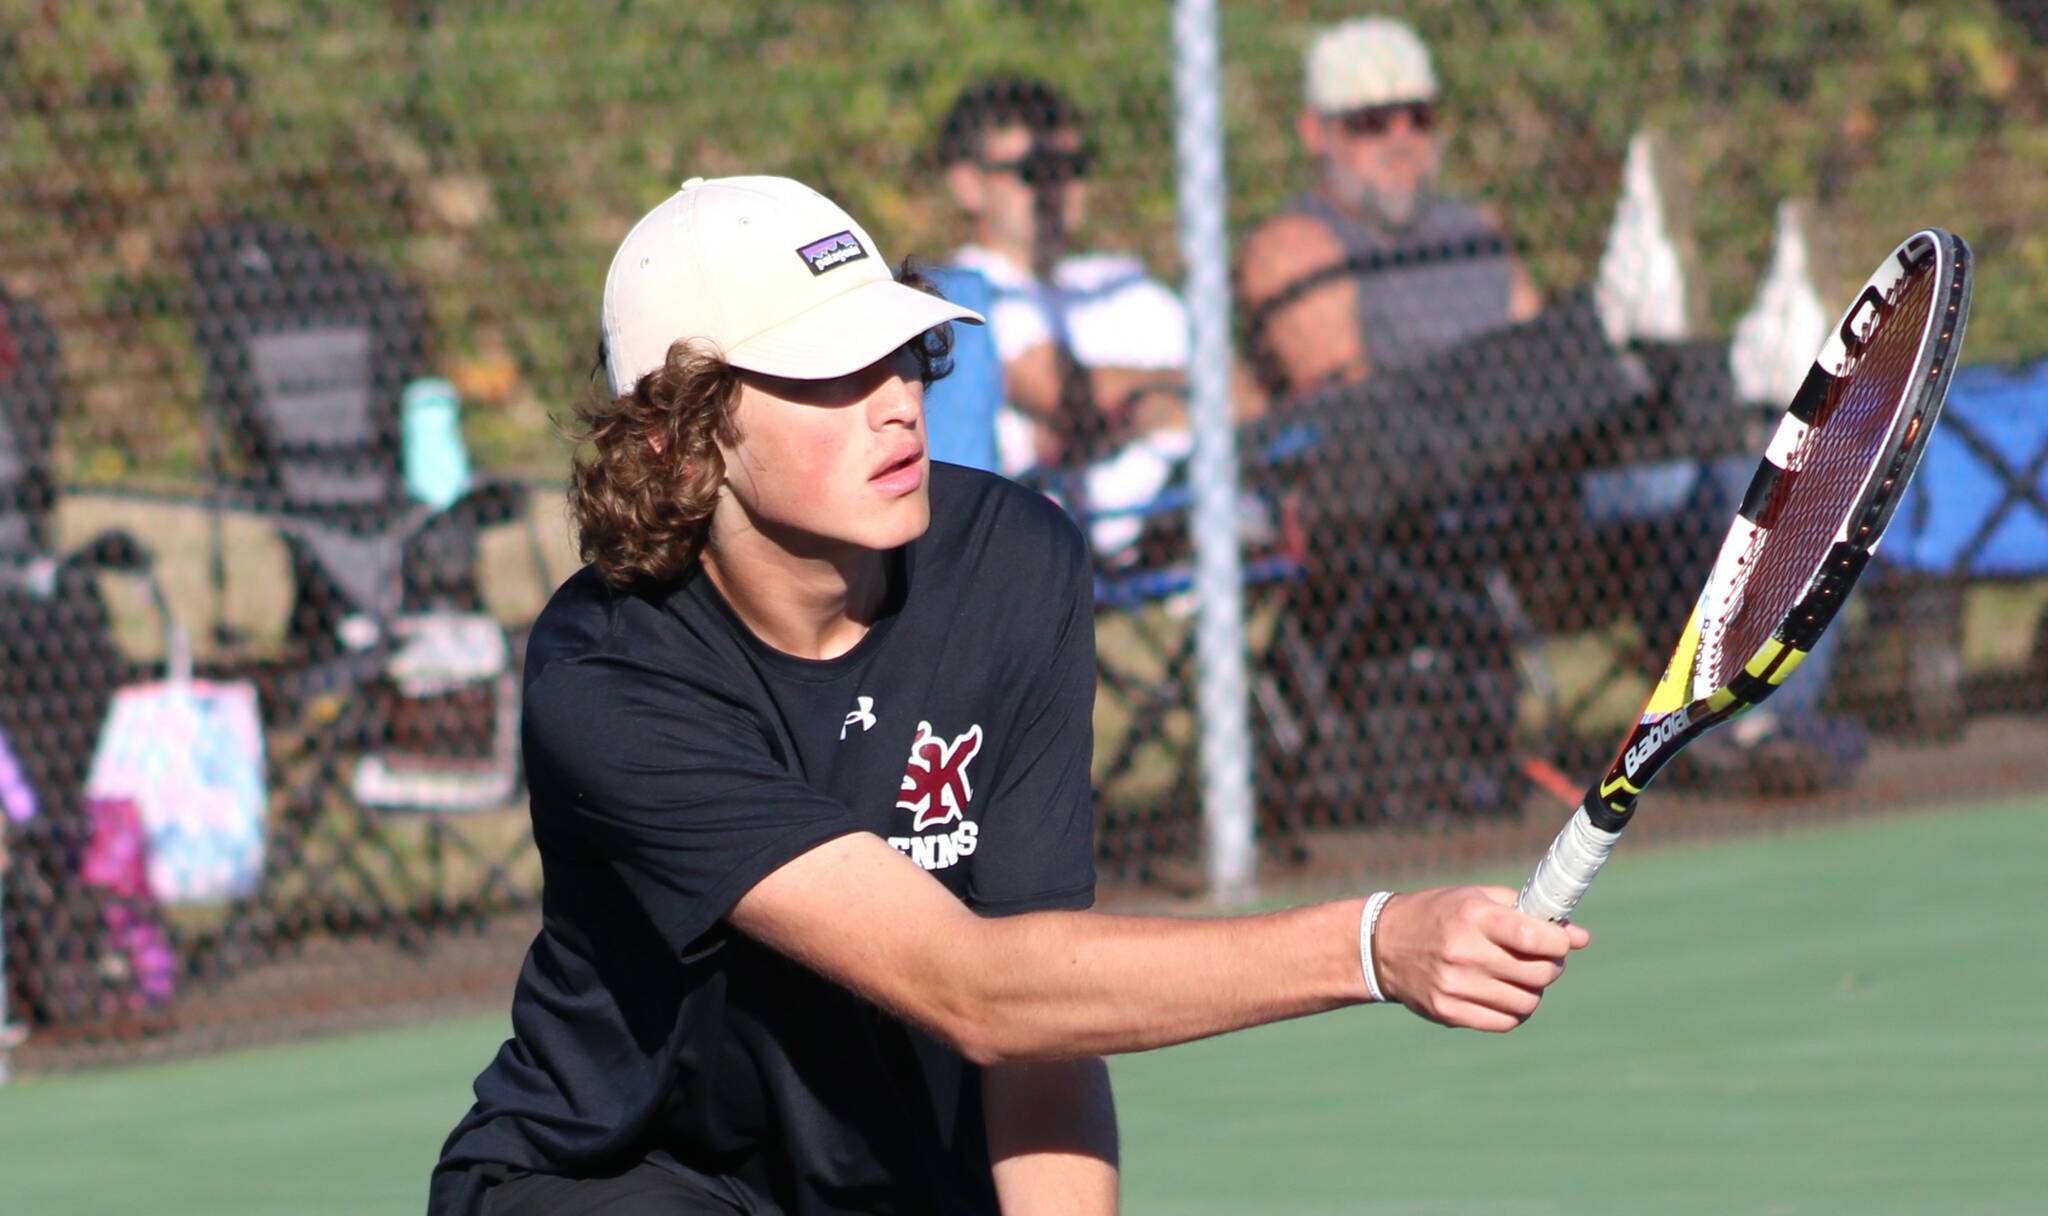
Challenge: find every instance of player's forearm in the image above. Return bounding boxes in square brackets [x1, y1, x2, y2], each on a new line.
[947, 900, 1369, 1065]
[735, 837, 1584, 1062]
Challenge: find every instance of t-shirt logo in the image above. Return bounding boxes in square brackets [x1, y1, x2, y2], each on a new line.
[841, 695, 877, 740]
[896, 720, 983, 831]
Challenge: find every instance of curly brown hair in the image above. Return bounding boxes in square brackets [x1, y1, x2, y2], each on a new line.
[568, 265, 955, 589]
[566, 338, 742, 588]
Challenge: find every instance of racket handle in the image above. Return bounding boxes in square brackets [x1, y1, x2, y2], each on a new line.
[1517, 804, 1623, 924]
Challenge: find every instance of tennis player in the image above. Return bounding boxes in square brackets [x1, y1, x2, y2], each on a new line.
[428, 175, 1590, 1216]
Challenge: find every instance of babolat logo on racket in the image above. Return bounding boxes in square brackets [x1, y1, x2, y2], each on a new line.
[797, 230, 869, 275]
[1624, 708, 1692, 780]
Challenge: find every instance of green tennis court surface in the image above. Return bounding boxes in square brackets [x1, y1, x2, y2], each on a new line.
[2, 796, 2042, 1215]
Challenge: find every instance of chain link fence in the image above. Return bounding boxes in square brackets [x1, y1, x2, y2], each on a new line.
[4, 0, 2046, 1072]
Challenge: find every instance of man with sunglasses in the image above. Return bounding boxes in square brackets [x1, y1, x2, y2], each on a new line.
[1238, 16, 1541, 405]
[939, 77, 1260, 492]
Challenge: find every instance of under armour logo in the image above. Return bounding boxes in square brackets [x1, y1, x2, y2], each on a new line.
[841, 696, 877, 740]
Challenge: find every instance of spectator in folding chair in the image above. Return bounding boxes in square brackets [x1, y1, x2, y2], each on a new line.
[1220, 18, 1557, 832]
[936, 75, 1265, 552]
[934, 77, 1296, 866]
[430, 172, 1588, 1216]
[0, 287, 175, 1034]
[1236, 16, 1541, 407]
[1238, 19, 1864, 799]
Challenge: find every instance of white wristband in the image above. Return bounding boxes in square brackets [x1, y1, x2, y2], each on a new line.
[1359, 891, 1394, 1003]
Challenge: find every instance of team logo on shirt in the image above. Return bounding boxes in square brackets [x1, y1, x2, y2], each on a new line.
[897, 721, 982, 830]
[889, 720, 983, 872]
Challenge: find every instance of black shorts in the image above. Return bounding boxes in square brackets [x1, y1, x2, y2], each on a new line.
[480, 1161, 742, 1216]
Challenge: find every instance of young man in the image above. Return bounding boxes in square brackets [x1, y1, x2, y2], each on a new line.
[429, 175, 1589, 1216]
[1237, 16, 1542, 404]
[938, 77, 1195, 476]
[937, 76, 1267, 554]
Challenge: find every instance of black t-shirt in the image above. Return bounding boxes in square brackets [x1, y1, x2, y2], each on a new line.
[430, 465, 1098, 1216]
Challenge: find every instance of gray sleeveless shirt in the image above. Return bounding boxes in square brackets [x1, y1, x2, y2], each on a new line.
[1261, 193, 1517, 389]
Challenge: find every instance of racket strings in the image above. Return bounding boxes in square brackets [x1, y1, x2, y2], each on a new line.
[1703, 263, 1937, 688]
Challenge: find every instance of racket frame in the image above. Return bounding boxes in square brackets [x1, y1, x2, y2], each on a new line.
[1519, 228, 1973, 922]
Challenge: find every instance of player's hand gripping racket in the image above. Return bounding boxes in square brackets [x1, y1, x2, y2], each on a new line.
[1517, 228, 1974, 923]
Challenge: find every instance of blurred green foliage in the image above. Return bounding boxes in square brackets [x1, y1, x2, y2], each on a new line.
[2, 0, 2042, 478]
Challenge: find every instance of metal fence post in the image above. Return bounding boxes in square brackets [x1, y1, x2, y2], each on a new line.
[1170, 0, 1257, 901]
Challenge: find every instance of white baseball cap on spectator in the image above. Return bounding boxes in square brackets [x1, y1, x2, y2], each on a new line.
[601, 175, 982, 395]
[1303, 16, 1439, 114]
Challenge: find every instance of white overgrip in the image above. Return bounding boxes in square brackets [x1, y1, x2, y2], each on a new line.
[1516, 805, 1623, 924]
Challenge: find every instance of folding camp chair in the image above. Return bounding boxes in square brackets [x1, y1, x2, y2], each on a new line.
[1075, 430, 1532, 879]
[1228, 298, 1658, 816]
[1076, 470, 1310, 877]
[1857, 361, 2048, 736]
[180, 222, 539, 964]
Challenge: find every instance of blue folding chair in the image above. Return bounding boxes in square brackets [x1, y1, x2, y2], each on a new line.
[1860, 360, 2048, 735]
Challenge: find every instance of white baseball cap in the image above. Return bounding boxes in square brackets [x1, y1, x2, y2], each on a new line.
[601, 175, 982, 394]
[1303, 16, 1439, 114]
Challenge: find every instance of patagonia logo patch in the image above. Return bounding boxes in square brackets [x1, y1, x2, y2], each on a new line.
[797, 230, 869, 275]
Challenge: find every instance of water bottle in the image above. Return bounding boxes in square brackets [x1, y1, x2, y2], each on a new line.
[401, 377, 473, 510]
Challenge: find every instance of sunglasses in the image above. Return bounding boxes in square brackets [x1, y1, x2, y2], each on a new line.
[978, 146, 1094, 187]
[1333, 101, 1437, 138]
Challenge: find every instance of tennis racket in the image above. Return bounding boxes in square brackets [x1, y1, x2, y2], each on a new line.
[1518, 228, 1974, 923]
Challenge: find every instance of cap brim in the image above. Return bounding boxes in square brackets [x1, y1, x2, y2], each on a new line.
[724, 279, 985, 381]
[1310, 87, 1438, 114]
